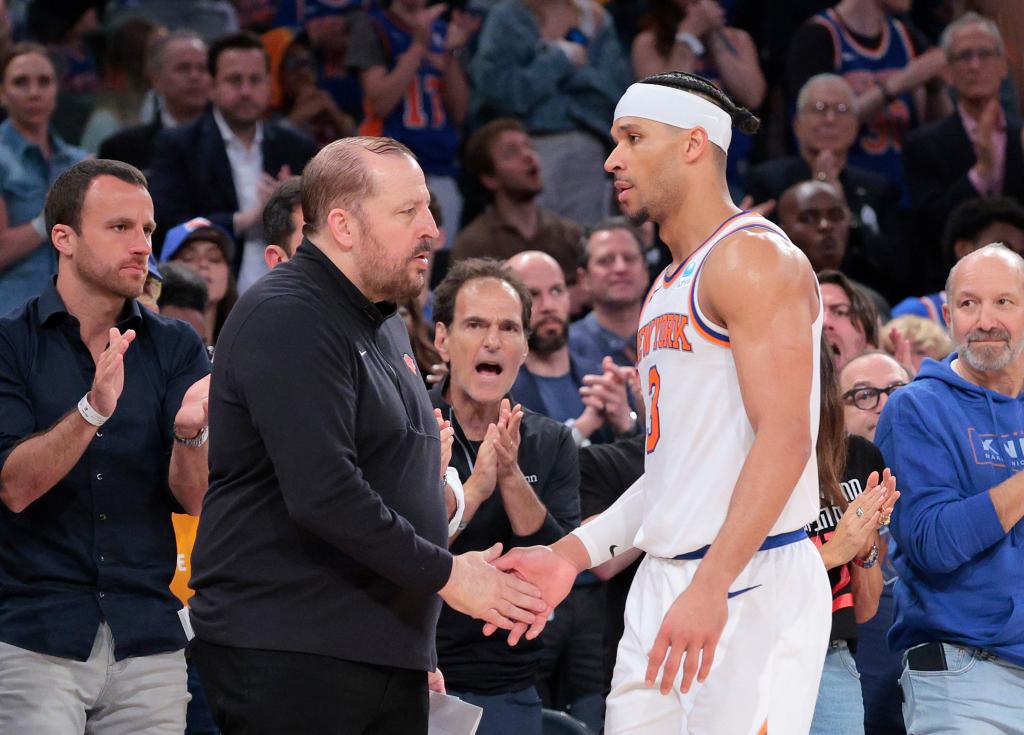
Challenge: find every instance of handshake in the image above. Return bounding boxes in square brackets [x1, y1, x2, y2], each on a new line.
[437, 541, 585, 645]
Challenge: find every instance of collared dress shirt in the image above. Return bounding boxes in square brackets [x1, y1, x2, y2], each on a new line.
[0, 283, 210, 661]
[212, 109, 267, 293]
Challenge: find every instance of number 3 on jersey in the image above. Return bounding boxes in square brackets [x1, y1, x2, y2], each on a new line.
[646, 365, 661, 453]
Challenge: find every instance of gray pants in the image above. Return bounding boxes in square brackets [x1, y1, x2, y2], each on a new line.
[0, 622, 189, 734]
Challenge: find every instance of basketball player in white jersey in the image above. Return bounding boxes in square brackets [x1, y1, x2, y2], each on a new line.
[491, 71, 832, 734]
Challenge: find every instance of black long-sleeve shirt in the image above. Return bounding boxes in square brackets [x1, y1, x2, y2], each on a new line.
[431, 384, 581, 694]
[190, 240, 453, 672]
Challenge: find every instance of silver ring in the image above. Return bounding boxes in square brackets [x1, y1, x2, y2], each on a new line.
[855, 507, 864, 518]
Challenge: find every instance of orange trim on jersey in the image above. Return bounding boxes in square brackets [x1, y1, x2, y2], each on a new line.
[892, 18, 917, 59]
[810, 14, 842, 69]
[684, 217, 787, 349]
[662, 211, 753, 286]
[757, 719, 768, 735]
[688, 313, 731, 348]
[827, 8, 891, 60]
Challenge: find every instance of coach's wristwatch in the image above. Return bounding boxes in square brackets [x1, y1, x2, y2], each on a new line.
[174, 426, 209, 448]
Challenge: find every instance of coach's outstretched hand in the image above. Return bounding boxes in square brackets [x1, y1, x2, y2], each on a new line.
[439, 543, 547, 632]
[484, 542, 582, 645]
[646, 580, 728, 695]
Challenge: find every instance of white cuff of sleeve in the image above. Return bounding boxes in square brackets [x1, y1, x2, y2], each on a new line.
[571, 476, 646, 567]
[445, 466, 466, 538]
[78, 393, 110, 427]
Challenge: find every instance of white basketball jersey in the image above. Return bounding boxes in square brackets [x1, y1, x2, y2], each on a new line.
[633, 212, 822, 557]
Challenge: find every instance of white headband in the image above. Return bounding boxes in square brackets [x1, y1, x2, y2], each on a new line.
[613, 82, 733, 151]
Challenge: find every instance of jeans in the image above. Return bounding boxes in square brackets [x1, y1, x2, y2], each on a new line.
[811, 641, 865, 734]
[901, 643, 1024, 734]
[448, 685, 543, 735]
[857, 584, 906, 734]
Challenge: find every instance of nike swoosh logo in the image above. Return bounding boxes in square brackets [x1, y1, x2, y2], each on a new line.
[359, 350, 367, 356]
[727, 584, 762, 599]
[609, 545, 618, 558]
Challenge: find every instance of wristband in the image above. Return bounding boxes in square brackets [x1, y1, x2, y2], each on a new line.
[564, 418, 591, 448]
[445, 466, 466, 537]
[78, 393, 110, 427]
[675, 31, 705, 56]
[174, 425, 209, 447]
[853, 542, 879, 568]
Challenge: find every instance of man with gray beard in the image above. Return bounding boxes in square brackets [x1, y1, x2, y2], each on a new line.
[875, 243, 1024, 732]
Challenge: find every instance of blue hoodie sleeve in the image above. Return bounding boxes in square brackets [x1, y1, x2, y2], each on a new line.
[877, 393, 1006, 575]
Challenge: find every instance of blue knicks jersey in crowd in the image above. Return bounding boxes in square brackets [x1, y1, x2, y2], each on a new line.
[811, 9, 918, 195]
[359, 10, 459, 178]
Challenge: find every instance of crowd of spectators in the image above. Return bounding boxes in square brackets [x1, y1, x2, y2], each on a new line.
[2, 0, 1024, 733]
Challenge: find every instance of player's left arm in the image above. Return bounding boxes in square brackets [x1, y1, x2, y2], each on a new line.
[693, 231, 819, 594]
[644, 231, 820, 694]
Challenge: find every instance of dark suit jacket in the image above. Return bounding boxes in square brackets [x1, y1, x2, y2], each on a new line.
[903, 111, 1024, 288]
[97, 119, 164, 172]
[745, 156, 906, 298]
[148, 110, 319, 268]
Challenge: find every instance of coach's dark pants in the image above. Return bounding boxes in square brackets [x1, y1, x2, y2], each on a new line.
[192, 639, 428, 735]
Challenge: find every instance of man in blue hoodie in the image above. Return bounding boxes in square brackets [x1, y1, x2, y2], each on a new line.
[876, 243, 1024, 733]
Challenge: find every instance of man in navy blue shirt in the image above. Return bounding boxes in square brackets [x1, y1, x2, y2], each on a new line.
[0, 159, 211, 734]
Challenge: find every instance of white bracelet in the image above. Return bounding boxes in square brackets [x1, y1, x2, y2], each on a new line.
[675, 31, 705, 56]
[78, 393, 110, 427]
[445, 466, 466, 538]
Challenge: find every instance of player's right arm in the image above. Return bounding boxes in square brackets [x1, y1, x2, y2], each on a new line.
[489, 474, 646, 642]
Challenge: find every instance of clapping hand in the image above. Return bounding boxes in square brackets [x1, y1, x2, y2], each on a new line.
[435, 408, 454, 479]
[89, 328, 136, 417]
[493, 399, 524, 482]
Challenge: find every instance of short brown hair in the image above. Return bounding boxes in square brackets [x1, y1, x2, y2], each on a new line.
[433, 258, 533, 331]
[263, 175, 302, 254]
[817, 270, 879, 347]
[45, 159, 149, 234]
[464, 118, 527, 186]
[301, 136, 415, 237]
[1, 42, 53, 81]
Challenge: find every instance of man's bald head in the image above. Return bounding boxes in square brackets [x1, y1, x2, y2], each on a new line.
[777, 180, 850, 272]
[506, 251, 570, 355]
[946, 243, 1024, 300]
[506, 250, 564, 280]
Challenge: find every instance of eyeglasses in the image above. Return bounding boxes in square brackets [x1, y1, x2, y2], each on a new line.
[842, 382, 906, 410]
[949, 47, 1001, 65]
[803, 100, 852, 117]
